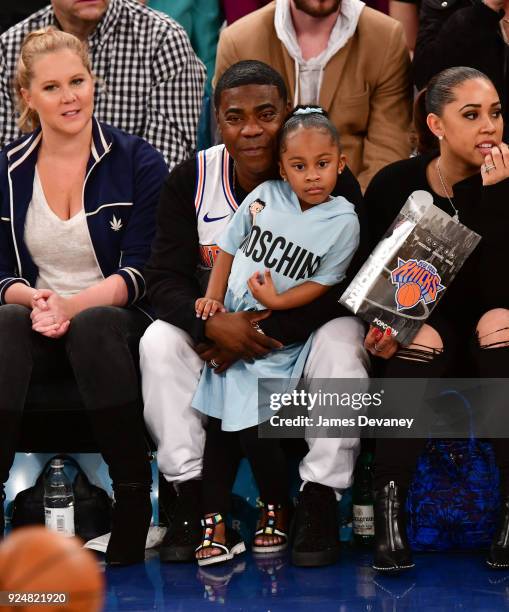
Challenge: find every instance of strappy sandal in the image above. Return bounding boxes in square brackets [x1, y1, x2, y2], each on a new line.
[195, 513, 246, 567]
[252, 503, 289, 554]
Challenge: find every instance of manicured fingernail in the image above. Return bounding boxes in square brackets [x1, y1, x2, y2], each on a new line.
[386, 328, 392, 336]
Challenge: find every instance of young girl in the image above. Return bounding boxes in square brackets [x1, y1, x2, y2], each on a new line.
[192, 107, 360, 566]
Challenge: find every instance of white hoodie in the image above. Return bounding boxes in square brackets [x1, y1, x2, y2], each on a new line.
[274, 0, 365, 106]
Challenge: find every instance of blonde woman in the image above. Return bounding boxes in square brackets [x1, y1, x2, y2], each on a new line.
[0, 28, 168, 564]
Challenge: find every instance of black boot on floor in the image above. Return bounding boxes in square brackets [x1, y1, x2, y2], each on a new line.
[487, 496, 509, 569]
[373, 481, 414, 573]
[106, 483, 153, 566]
[291, 482, 340, 567]
[160, 479, 202, 562]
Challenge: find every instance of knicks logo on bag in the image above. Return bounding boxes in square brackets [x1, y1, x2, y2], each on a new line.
[390, 258, 445, 311]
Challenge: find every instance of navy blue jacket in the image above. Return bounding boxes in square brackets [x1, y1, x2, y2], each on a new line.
[0, 118, 168, 314]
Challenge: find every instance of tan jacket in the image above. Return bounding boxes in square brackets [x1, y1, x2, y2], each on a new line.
[215, 1, 412, 191]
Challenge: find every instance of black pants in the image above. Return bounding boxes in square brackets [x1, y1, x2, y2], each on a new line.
[202, 417, 288, 516]
[0, 304, 151, 486]
[374, 324, 509, 494]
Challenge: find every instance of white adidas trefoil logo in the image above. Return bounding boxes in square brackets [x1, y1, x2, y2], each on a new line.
[110, 215, 123, 231]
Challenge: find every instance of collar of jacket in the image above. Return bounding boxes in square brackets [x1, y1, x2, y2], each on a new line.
[6, 116, 112, 174]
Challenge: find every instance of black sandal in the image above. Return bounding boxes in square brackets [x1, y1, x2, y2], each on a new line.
[252, 503, 289, 554]
[195, 513, 246, 567]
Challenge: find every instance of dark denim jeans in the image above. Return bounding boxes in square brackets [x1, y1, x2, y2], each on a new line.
[0, 304, 151, 485]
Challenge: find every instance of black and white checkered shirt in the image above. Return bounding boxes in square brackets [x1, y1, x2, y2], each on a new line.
[0, 0, 206, 168]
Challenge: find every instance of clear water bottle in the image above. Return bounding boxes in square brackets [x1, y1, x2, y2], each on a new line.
[44, 458, 75, 537]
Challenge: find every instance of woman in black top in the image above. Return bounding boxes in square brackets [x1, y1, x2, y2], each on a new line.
[363, 67, 509, 572]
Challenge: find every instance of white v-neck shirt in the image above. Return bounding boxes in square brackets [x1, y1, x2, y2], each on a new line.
[24, 169, 104, 296]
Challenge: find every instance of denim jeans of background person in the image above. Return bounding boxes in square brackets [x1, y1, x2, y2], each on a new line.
[0, 0, 206, 168]
[0, 28, 168, 566]
[140, 60, 370, 567]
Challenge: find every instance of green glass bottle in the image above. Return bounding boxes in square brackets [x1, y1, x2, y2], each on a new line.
[352, 451, 374, 546]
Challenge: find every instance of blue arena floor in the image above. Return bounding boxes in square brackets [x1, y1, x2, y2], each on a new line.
[102, 548, 509, 611]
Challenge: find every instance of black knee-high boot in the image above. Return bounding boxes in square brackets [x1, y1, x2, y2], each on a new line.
[475, 344, 509, 568]
[373, 481, 414, 572]
[87, 403, 152, 566]
[373, 346, 448, 572]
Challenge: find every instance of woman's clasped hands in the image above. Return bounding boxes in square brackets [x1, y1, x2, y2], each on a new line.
[30, 289, 72, 338]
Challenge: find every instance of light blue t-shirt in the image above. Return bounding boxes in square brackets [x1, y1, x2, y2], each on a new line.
[219, 180, 360, 307]
[192, 179, 360, 431]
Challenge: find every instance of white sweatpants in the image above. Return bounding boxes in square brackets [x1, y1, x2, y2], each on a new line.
[140, 316, 369, 491]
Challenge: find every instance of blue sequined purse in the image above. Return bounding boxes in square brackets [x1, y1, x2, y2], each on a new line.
[407, 436, 500, 551]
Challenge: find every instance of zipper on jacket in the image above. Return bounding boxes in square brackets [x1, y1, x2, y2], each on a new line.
[388, 480, 395, 552]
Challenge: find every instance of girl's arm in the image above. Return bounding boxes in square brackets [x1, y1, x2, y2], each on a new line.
[205, 250, 234, 301]
[195, 250, 234, 319]
[247, 270, 330, 310]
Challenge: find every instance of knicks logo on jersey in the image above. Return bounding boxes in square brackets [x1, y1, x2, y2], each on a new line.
[390, 258, 445, 311]
[200, 244, 221, 268]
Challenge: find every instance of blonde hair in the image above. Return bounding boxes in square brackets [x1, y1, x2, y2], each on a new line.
[15, 27, 93, 133]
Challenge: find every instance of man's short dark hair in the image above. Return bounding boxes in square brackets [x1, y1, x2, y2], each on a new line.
[214, 60, 288, 109]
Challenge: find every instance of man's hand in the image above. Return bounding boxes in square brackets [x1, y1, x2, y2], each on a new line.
[195, 343, 237, 374]
[205, 310, 283, 359]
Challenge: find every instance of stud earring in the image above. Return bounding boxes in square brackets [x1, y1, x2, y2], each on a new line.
[438, 135, 443, 141]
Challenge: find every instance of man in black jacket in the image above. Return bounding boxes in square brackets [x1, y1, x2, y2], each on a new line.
[413, 0, 509, 132]
[140, 61, 369, 567]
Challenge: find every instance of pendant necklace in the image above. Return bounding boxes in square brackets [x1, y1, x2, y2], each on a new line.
[436, 158, 460, 222]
